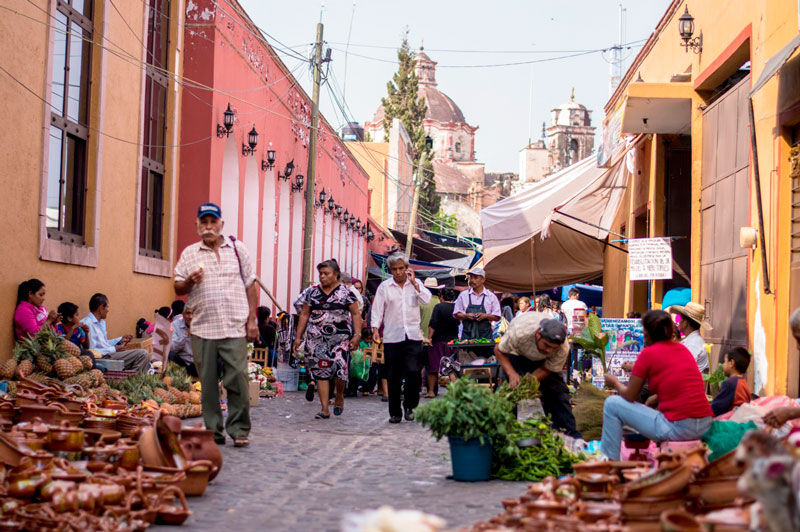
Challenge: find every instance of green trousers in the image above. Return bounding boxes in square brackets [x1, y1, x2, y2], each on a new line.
[190, 336, 251, 440]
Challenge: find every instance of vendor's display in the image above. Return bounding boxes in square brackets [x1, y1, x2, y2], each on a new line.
[570, 315, 639, 389]
[109, 365, 202, 419]
[462, 429, 800, 532]
[0, 373, 223, 530]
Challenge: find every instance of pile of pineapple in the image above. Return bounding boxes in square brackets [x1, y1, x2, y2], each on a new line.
[1, 328, 106, 394]
[109, 363, 202, 419]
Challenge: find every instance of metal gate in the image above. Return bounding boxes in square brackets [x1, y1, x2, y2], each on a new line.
[700, 75, 751, 366]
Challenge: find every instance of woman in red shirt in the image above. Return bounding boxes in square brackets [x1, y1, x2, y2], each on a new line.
[600, 310, 713, 460]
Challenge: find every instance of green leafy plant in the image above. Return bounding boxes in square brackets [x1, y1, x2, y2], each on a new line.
[569, 313, 638, 371]
[703, 364, 726, 395]
[414, 377, 515, 445]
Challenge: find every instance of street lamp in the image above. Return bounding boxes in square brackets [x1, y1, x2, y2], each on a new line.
[355, 218, 361, 231]
[335, 205, 343, 218]
[261, 149, 276, 171]
[318, 188, 327, 206]
[678, 6, 702, 54]
[366, 229, 375, 242]
[278, 160, 294, 181]
[292, 174, 304, 192]
[242, 126, 258, 156]
[217, 103, 235, 138]
[349, 216, 356, 229]
[326, 195, 335, 213]
[342, 210, 350, 225]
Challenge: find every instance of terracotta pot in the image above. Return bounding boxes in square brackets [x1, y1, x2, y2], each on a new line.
[55, 395, 84, 413]
[154, 486, 191, 526]
[102, 400, 128, 410]
[113, 439, 141, 470]
[696, 507, 750, 532]
[47, 421, 85, 453]
[624, 464, 694, 498]
[525, 499, 570, 517]
[83, 428, 122, 446]
[687, 476, 744, 507]
[660, 510, 702, 532]
[622, 516, 662, 532]
[620, 495, 685, 519]
[51, 489, 79, 513]
[14, 390, 53, 408]
[696, 450, 744, 479]
[0, 520, 23, 531]
[180, 423, 223, 480]
[138, 426, 170, 468]
[177, 460, 216, 497]
[49, 403, 84, 427]
[575, 473, 618, 495]
[0, 433, 31, 467]
[574, 505, 619, 523]
[16, 403, 58, 425]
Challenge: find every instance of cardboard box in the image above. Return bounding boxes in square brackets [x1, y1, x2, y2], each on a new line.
[126, 337, 153, 356]
[220, 381, 260, 407]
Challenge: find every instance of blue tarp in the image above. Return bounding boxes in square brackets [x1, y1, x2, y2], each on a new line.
[560, 284, 603, 307]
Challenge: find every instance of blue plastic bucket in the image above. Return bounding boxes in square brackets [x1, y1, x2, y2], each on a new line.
[448, 436, 493, 482]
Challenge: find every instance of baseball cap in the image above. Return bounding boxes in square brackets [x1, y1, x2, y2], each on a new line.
[467, 267, 486, 277]
[197, 202, 222, 219]
[539, 319, 568, 344]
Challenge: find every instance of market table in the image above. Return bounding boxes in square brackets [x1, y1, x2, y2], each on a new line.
[446, 341, 501, 385]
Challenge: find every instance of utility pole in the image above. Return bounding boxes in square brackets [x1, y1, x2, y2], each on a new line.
[302, 22, 324, 289]
[404, 151, 427, 257]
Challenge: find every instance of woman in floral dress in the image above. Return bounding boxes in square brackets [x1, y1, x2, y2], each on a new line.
[294, 259, 362, 419]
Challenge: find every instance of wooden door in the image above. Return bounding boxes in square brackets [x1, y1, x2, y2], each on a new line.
[700, 75, 751, 368]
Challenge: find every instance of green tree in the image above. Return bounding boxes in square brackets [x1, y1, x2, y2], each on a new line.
[432, 210, 458, 235]
[381, 32, 439, 226]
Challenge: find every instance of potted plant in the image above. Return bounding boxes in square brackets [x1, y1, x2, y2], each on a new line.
[414, 377, 515, 481]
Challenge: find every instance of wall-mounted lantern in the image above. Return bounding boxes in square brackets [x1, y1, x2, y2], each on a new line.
[217, 103, 235, 138]
[242, 126, 258, 156]
[678, 6, 702, 54]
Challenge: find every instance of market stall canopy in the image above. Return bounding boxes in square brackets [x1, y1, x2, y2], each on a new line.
[389, 229, 469, 262]
[749, 32, 800, 97]
[621, 82, 692, 135]
[480, 156, 629, 292]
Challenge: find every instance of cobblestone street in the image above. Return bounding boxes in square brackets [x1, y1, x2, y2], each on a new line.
[153, 392, 527, 531]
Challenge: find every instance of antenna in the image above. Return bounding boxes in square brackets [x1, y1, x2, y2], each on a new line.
[608, 4, 627, 96]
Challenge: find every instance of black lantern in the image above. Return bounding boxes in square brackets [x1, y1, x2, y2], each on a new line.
[242, 126, 258, 156]
[355, 218, 361, 231]
[327, 196, 335, 213]
[278, 160, 294, 181]
[335, 205, 343, 218]
[678, 6, 702, 53]
[366, 228, 375, 242]
[360, 226, 366, 237]
[318, 188, 327, 205]
[217, 103, 235, 137]
[261, 149, 276, 171]
[349, 216, 356, 228]
[342, 210, 350, 224]
[292, 174, 304, 192]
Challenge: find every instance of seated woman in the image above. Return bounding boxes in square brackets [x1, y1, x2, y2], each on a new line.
[14, 279, 58, 341]
[600, 310, 713, 460]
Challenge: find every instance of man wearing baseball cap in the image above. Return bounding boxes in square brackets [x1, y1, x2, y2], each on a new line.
[495, 312, 582, 438]
[453, 267, 501, 341]
[174, 202, 258, 447]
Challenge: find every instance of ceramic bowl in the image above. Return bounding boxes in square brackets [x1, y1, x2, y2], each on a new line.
[620, 495, 685, 519]
[624, 464, 693, 498]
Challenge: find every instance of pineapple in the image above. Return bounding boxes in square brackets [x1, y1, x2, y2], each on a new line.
[0, 357, 17, 379]
[90, 369, 105, 386]
[69, 356, 83, 373]
[60, 340, 81, 358]
[64, 372, 93, 390]
[14, 344, 34, 379]
[167, 386, 184, 404]
[28, 372, 49, 384]
[54, 353, 78, 380]
[79, 355, 93, 371]
[153, 388, 170, 403]
[36, 353, 54, 374]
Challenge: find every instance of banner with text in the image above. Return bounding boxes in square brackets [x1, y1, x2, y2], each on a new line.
[628, 237, 673, 281]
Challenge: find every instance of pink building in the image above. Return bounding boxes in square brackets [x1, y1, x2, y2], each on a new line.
[180, 0, 370, 312]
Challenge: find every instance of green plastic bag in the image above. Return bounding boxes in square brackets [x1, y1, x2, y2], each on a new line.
[701, 420, 757, 461]
[349, 348, 370, 381]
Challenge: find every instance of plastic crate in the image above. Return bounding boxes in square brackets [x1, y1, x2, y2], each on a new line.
[104, 370, 137, 381]
[95, 358, 125, 371]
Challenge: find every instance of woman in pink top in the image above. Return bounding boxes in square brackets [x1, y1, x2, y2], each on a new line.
[13, 279, 58, 341]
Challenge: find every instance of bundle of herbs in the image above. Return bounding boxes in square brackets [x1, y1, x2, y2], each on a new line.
[493, 416, 586, 481]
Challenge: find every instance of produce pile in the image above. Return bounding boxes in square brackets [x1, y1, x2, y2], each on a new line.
[1, 328, 107, 395]
[446, 338, 499, 345]
[109, 364, 202, 419]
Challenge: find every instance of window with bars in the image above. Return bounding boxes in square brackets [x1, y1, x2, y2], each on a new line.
[139, 0, 170, 258]
[46, 0, 93, 244]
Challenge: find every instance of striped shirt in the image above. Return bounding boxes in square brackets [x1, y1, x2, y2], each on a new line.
[174, 237, 256, 340]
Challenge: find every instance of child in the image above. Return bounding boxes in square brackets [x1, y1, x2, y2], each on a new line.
[711, 347, 752, 417]
[56, 302, 89, 349]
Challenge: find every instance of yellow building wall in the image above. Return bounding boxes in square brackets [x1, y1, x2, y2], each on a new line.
[348, 143, 390, 228]
[603, 0, 800, 394]
[0, 1, 184, 356]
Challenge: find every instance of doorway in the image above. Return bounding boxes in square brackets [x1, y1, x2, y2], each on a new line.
[663, 136, 692, 293]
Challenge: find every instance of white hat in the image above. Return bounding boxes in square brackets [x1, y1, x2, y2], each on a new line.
[423, 277, 444, 289]
[467, 267, 486, 277]
[669, 302, 713, 331]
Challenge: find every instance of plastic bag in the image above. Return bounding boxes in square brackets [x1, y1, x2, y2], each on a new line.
[350, 348, 371, 381]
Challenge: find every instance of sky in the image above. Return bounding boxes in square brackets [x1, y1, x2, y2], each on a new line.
[237, 0, 672, 172]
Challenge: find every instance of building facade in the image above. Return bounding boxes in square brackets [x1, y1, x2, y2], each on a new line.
[181, 0, 371, 313]
[546, 90, 596, 174]
[0, 0, 185, 353]
[600, 0, 800, 396]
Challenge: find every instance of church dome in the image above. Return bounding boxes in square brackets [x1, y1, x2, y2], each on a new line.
[371, 87, 466, 125]
[554, 90, 591, 127]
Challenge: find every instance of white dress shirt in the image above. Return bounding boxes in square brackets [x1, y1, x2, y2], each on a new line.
[682, 330, 709, 373]
[81, 312, 121, 356]
[370, 277, 432, 343]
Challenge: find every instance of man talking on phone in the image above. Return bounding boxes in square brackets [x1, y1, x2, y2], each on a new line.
[370, 253, 432, 424]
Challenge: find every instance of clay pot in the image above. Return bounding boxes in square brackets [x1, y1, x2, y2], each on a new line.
[688, 476, 749, 508]
[622, 516, 662, 532]
[16, 403, 58, 424]
[14, 390, 53, 408]
[696, 507, 750, 532]
[525, 499, 570, 518]
[82, 416, 117, 431]
[47, 421, 85, 453]
[180, 423, 223, 480]
[655, 445, 707, 471]
[624, 464, 694, 498]
[155, 486, 191, 526]
[51, 489, 79, 513]
[113, 439, 141, 470]
[660, 510, 702, 532]
[696, 450, 744, 479]
[102, 400, 128, 410]
[574, 504, 620, 523]
[50, 402, 84, 427]
[0, 520, 23, 531]
[177, 460, 216, 497]
[0, 433, 31, 466]
[55, 395, 84, 413]
[39, 479, 77, 500]
[574, 473, 618, 495]
[83, 428, 122, 446]
[138, 426, 170, 468]
[620, 495, 685, 519]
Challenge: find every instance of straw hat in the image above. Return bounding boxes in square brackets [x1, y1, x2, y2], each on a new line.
[669, 302, 713, 330]
[423, 277, 444, 289]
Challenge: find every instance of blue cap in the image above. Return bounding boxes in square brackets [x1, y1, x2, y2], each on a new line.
[197, 202, 222, 219]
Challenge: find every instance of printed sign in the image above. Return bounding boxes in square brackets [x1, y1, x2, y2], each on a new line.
[591, 318, 645, 389]
[628, 238, 673, 281]
[151, 313, 173, 366]
[571, 308, 587, 336]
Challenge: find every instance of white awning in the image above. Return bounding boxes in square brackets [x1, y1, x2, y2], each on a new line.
[750, 32, 800, 97]
[481, 155, 630, 292]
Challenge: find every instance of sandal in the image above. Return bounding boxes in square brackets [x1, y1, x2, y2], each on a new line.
[233, 436, 249, 447]
[314, 412, 330, 419]
[333, 406, 343, 416]
[305, 381, 315, 402]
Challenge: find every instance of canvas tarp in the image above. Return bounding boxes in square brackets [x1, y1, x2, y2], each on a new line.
[480, 156, 629, 292]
